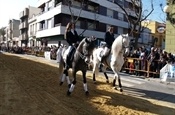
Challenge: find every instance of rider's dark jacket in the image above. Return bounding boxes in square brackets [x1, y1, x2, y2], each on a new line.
[104, 31, 115, 48]
[65, 30, 79, 46]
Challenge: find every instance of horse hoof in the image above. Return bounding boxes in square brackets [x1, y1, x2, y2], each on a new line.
[68, 84, 71, 88]
[60, 82, 63, 86]
[67, 90, 71, 96]
[85, 91, 89, 96]
[114, 87, 123, 92]
[93, 81, 97, 84]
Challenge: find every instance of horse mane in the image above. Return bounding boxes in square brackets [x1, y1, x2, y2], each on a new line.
[76, 38, 86, 53]
[112, 34, 128, 55]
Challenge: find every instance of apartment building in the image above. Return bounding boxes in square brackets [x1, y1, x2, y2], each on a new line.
[5, 19, 20, 47]
[19, 6, 40, 47]
[35, 0, 140, 46]
[28, 15, 40, 47]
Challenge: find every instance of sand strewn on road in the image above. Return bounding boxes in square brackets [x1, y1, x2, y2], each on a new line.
[0, 53, 174, 115]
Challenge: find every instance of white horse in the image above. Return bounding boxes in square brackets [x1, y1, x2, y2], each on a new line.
[92, 34, 130, 92]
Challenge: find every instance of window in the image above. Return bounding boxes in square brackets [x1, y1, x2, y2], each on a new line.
[107, 0, 113, 2]
[72, 1, 81, 8]
[123, 28, 128, 34]
[48, 1, 52, 10]
[107, 9, 113, 18]
[88, 22, 96, 30]
[76, 21, 81, 29]
[47, 18, 52, 29]
[118, 27, 123, 34]
[88, 5, 95, 12]
[118, 12, 123, 20]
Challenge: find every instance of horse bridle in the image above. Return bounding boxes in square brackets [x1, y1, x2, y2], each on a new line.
[78, 51, 86, 60]
[122, 35, 130, 49]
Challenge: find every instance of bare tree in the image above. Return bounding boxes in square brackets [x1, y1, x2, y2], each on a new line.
[65, 0, 85, 23]
[115, 0, 154, 48]
[65, 0, 98, 37]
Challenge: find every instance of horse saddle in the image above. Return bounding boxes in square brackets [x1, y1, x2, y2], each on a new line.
[100, 49, 111, 63]
[66, 47, 76, 68]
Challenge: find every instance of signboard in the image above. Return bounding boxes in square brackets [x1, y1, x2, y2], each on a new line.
[44, 51, 51, 60]
[157, 23, 166, 34]
[160, 64, 175, 82]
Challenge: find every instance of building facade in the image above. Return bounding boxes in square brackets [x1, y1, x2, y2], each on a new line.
[164, 0, 175, 54]
[34, 0, 139, 47]
[138, 28, 152, 48]
[142, 20, 166, 49]
[19, 6, 41, 47]
[28, 15, 40, 47]
[1, 19, 20, 47]
[7, 19, 20, 47]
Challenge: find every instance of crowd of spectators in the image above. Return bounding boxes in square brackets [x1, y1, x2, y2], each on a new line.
[125, 46, 175, 77]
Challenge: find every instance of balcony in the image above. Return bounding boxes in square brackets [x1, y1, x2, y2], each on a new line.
[19, 33, 28, 40]
[24, 8, 29, 17]
[23, 21, 28, 28]
[36, 25, 105, 39]
[36, 26, 61, 38]
[19, 23, 23, 29]
[19, 11, 24, 19]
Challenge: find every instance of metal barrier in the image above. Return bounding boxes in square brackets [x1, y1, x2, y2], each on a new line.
[122, 57, 160, 77]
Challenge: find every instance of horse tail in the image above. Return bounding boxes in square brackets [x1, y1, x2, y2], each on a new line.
[58, 59, 64, 77]
[57, 48, 64, 77]
[92, 49, 99, 77]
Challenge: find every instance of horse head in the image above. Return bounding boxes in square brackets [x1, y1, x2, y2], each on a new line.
[77, 36, 97, 64]
[122, 33, 130, 57]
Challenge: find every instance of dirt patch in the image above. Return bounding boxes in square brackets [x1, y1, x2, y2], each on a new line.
[0, 53, 174, 115]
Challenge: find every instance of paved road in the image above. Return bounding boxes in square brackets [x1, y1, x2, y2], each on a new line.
[1, 52, 175, 108]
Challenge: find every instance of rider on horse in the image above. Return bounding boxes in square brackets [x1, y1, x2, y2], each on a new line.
[64, 22, 80, 67]
[101, 25, 115, 62]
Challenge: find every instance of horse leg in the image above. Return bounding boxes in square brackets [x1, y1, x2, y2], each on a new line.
[82, 70, 89, 96]
[92, 63, 99, 84]
[67, 69, 77, 96]
[58, 61, 64, 85]
[102, 66, 109, 83]
[60, 68, 71, 88]
[117, 74, 123, 92]
[110, 60, 123, 92]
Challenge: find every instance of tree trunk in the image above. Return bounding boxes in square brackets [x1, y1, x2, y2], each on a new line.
[133, 33, 140, 49]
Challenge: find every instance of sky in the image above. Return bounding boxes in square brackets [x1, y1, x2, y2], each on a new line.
[0, 0, 166, 28]
[0, 0, 37, 27]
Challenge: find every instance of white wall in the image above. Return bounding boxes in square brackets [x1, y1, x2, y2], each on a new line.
[37, 4, 128, 28]
[29, 6, 41, 19]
